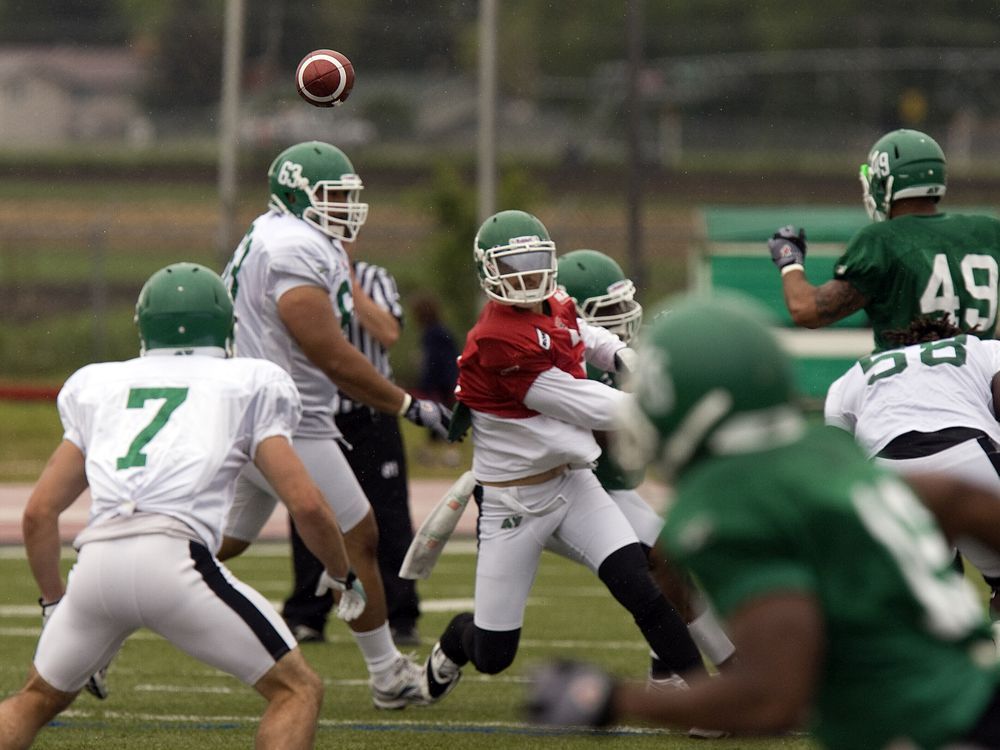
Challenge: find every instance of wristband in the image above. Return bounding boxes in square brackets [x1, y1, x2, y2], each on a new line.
[397, 392, 413, 417]
[780, 263, 804, 277]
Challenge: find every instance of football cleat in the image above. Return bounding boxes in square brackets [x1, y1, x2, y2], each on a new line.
[647, 673, 729, 739]
[423, 641, 462, 704]
[370, 654, 427, 710]
[85, 664, 110, 700]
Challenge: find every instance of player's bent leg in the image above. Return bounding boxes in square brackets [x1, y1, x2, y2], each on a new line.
[0, 668, 78, 750]
[253, 649, 323, 750]
[597, 543, 704, 676]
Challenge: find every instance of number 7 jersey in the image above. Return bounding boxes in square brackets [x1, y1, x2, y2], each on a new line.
[825, 334, 1000, 458]
[835, 212, 1000, 351]
[57, 352, 302, 552]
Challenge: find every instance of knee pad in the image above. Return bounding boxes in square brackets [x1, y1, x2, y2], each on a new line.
[471, 626, 520, 674]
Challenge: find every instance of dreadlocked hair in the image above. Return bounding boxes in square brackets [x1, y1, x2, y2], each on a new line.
[881, 315, 965, 348]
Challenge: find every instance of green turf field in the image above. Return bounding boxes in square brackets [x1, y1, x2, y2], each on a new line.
[0, 542, 818, 749]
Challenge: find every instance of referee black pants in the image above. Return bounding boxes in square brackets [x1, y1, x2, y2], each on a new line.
[283, 409, 421, 632]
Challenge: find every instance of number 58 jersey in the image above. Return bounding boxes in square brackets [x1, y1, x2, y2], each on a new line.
[825, 334, 1000, 458]
[57, 352, 302, 551]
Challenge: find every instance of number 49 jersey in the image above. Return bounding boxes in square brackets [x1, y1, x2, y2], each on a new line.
[57, 352, 301, 551]
[825, 334, 1000, 458]
[835, 212, 1000, 351]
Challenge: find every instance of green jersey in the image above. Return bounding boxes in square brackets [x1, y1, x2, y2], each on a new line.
[834, 213, 1000, 351]
[585, 364, 644, 491]
[660, 425, 998, 750]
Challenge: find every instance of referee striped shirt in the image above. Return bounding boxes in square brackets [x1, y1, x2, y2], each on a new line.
[336, 261, 404, 414]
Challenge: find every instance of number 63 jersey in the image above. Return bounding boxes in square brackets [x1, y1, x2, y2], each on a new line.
[824, 334, 1000, 458]
[57, 352, 302, 552]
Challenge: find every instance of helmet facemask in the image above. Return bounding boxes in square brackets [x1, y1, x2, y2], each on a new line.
[300, 176, 368, 241]
[578, 279, 643, 343]
[477, 236, 558, 306]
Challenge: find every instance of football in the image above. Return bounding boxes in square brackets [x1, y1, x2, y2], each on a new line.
[294, 49, 355, 108]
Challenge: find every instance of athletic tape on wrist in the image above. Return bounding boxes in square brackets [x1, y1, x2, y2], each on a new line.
[780, 263, 804, 276]
[398, 392, 413, 417]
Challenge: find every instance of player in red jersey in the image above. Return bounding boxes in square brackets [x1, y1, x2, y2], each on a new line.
[419, 211, 706, 712]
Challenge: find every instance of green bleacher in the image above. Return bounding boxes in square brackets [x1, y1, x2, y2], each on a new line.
[693, 206, 873, 402]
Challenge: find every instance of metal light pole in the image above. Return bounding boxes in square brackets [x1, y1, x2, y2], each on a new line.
[625, 0, 645, 290]
[217, 0, 245, 263]
[477, 0, 498, 223]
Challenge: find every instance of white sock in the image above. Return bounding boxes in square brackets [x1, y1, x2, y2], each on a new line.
[353, 623, 401, 681]
[688, 607, 735, 667]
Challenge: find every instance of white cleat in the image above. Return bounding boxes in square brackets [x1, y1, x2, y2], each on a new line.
[371, 655, 427, 710]
[423, 641, 462, 704]
[85, 664, 110, 700]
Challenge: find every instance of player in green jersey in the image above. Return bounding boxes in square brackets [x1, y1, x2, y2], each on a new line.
[557, 249, 735, 681]
[526, 293, 1000, 748]
[768, 128, 1000, 352]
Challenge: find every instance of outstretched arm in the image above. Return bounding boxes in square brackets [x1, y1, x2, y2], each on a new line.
[278, 285, 407, 413]
[528, 592, 821, 733]
[253, 435, 351, 580]
[780, 272, 868, 328]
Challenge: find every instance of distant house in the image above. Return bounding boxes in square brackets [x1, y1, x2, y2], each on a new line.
[0, 46, 151, 146]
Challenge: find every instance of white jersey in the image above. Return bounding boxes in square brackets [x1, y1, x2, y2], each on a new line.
[58, 351, 301, 551]
[824, 334, 1000, 457]
[222, 210, 354, 439]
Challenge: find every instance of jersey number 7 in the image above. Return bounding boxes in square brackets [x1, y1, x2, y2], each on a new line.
[116, 387, 189, 470]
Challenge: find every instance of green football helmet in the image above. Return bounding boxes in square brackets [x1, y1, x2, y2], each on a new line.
[135, 263, 235, 356]
[860, 129, 946, 222]
[474, 210, 558, 305]
[267, 140, 369, 242]
[613, 293, 804, 478]
[558, 249, 643, 344]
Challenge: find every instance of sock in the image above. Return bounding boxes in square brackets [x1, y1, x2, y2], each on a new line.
[353, 623, 400, 682]
[688, 607, 736, 667]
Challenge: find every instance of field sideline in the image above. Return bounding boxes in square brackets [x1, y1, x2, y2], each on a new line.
[0, 542, 817, 749]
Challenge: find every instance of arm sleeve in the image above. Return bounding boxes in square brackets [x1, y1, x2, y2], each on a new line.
[368, 264, 404, 323]
[833, 230, 886, 301]
[823, 371, 857, 434]
[579, 317, 626, 373]
[523, 367, 630, 430]
[249, 371, 303, 460]
[56, 370, 86, 452]
[269, 240, 335, 301]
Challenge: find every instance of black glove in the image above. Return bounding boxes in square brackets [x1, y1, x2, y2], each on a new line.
[524, 660, 616, 728]
[402, 395, 452, 440]
[767, 225, 807, 272]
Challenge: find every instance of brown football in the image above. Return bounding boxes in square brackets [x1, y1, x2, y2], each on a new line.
[295, 49, 355, 108]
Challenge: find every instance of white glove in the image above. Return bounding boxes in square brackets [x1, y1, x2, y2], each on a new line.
[39, 597, 60, 629]
[316, 569, 367, 622]
[614, 346, 638, 375]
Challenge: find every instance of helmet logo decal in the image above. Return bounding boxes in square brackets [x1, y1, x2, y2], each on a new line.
[276, 160, 309, 190]
[510, 234, 541, 247]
